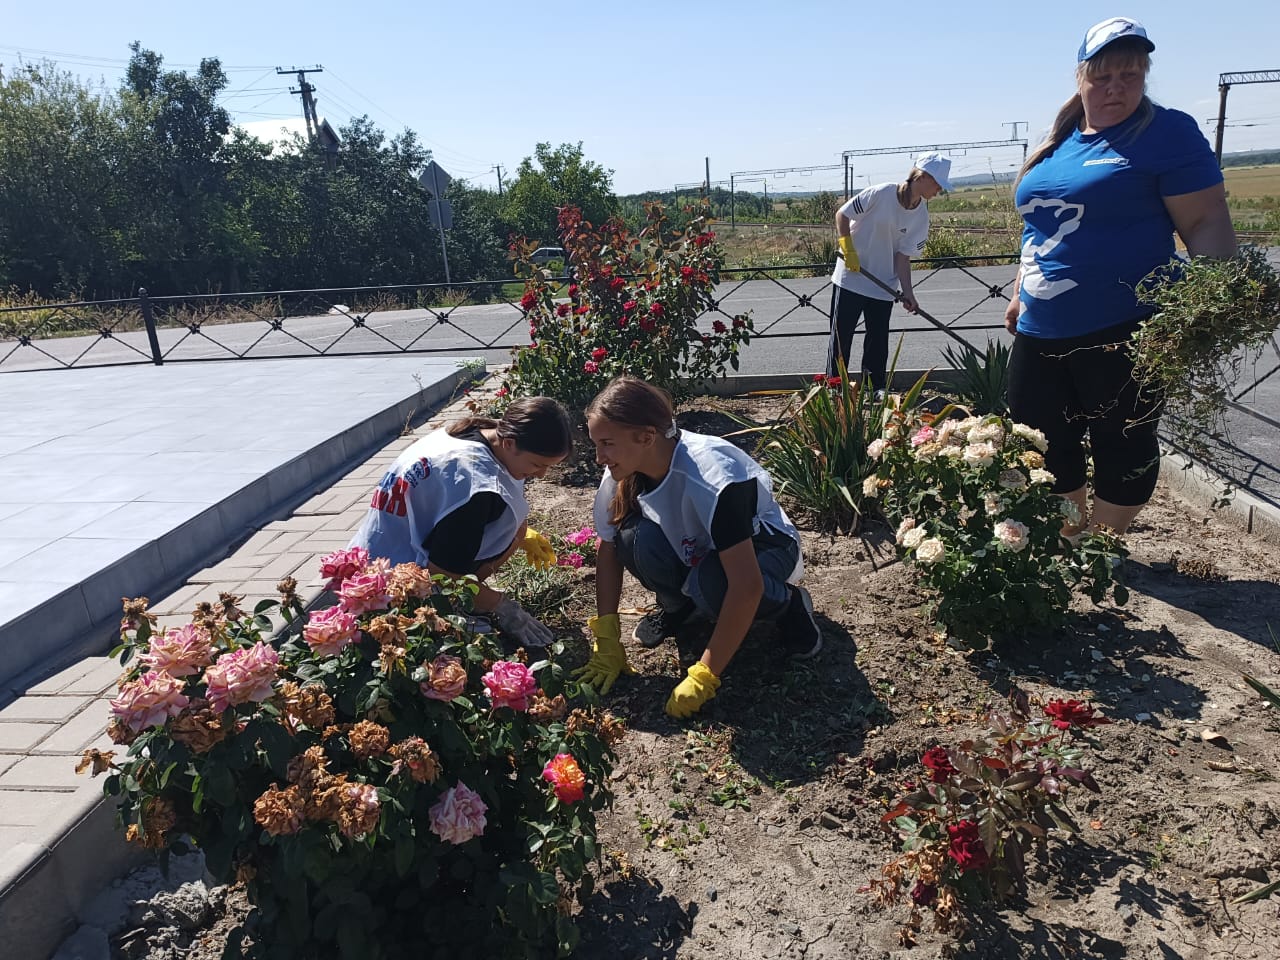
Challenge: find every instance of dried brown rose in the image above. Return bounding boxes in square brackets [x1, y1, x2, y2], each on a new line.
[388, 736, 441, 783]
[388, 563, 434, 604]
[253, 784, 306, 836]
[527, 694, 568, 724]
[219, 591, 246, 622]
[277, 682, 335, 731]
[348, 720, 391, 761]
[169, 699, 228, 753]
[76, 748, 116, 776]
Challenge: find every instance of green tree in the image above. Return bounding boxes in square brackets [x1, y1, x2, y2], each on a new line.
[503, 142, 616, 244]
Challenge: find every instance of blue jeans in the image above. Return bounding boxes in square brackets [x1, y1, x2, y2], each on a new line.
[615, 516, 797, 622]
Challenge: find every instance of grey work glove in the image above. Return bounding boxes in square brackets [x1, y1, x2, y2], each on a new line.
[492, 597, 555, 648]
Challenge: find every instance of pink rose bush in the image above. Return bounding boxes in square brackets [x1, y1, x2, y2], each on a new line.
[482, 660, 538, 711]
[559, 525, 599, 565]
[94, 558, 621, 957]
[429, 781, 488, 844]
[203, 641, 280, 714]
[303, 605, 359, 657]
[866, 403, 1127, 649]
[110, 671, 190, 732]
[139, 624, 213, 677]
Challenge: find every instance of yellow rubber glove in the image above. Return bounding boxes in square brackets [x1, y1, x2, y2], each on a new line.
[572, 614, 634, 695]
[521, 527, 557, 570]
[838, 235, 860, 273]
[665, 662, 721, 719]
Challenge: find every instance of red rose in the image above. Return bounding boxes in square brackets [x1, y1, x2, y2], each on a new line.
[639, 318, 656, 333]
[921, 746, 956, 783]
[732, 316, 745, 328]
[946, 820, 989, 872]
[556, 303, 570, 317]
[1043, 699, 1110, 730]
[649, 302, 665, 317]
[519, 291, 537, 311]
[569, 284, 579, 297]
[827, 377, 842, 389]
[495, 387, 508, 398]
[608, 277, 625, 291]
[623, 300, 638, 312]
[575, 305, 590, 316]
[680, 266, 694, 279]
[583, 360, 599, 374]
[712, 320, 727, 334]
[591, 347, 607, 361]
[813, 374, 828, 383]
[910, 882, 937, 906]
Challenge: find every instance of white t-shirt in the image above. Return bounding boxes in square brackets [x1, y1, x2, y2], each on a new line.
[830, 182, 930, 301]
[349, 428, 528, 567]
[593, 431, 803, 584]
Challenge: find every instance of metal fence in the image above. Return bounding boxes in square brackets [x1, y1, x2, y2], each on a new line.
[0, 255, 1022, 373]
[2, 255, 1276, 499]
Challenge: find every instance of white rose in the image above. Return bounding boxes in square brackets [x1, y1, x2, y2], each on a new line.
[953, 416, 982, 438]
[902, 527, 927, 550]
[895, 517, 916, 545]
[915, 537, 945, 564]
[862, 475, 880, 497]
[983, 492, 1006, 516]
[969, 421, 1006, 446]
[1059, 499, 1082, 525]
[993, 519, 1030, 553]
[1029, 468, 1056, 485]
[962, 442, 997, 468]
[935, 420, 960, 447]
[1012, 423, 1049, 453]
[867, 438, 888, 460]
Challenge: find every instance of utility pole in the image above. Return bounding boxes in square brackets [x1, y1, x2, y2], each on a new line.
[704, 157, 711, 198]
[1214, 70, 1280, 165]
[1004, 121, 1030, 165]
[493, 164, 505, 197]
[277, 66, 324, 143]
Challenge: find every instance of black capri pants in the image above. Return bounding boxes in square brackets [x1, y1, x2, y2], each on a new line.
[827, 286, 895, 388]
[1006, 317, 1163, 507]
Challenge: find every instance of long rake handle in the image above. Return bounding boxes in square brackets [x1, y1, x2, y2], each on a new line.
[855, 266, 985, 359]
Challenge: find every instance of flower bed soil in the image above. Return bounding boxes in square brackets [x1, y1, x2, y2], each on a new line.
[111, 394, 1280, 960]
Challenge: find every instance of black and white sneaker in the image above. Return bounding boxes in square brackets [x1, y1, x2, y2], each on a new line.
[633, 606, 705, 649]
[777, 585, 823, 660]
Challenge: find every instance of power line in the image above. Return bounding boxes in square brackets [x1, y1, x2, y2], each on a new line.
[0, 42, 274, 71]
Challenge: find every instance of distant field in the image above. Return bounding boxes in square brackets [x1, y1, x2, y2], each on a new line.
[1221, 164, 1280, 203]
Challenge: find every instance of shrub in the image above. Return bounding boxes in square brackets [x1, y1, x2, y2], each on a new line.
[867, 407, 1127, 649]
[86, 557, 621, 960]
[867, 688, 1107, 937]
[503, 203, 752, 408]
[753, 360, 917, 533]
[941, 339, 1010, 416]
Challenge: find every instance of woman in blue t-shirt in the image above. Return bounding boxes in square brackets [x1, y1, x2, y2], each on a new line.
[1003, 16, 1236, 536]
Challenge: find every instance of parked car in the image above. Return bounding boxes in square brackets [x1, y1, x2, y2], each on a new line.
[530, 246, 565, 265]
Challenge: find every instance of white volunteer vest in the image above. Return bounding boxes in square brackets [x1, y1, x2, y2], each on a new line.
[350, 429, 529, 568]
[594, 431, 804, 583]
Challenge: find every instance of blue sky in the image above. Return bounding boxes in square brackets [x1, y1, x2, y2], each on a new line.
[4, 1, 1279, 194]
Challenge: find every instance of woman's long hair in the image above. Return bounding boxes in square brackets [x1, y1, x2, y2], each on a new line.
[584, 377, 676, 526]
[447, 396, 573, 458]
[1018, 38, 1154, 186]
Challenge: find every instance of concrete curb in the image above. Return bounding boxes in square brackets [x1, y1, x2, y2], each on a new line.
[0, 365, 479, 695]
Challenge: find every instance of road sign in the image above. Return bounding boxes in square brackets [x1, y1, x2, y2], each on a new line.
[418, 161, 452, 197]
[428, 199, 453, 230]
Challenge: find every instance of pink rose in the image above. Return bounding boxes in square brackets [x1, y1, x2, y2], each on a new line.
[139, 624, 213, 677]
[482, 660, 538, 711]
[910, 425, 936, 448]
[303, 605, 359, 657]
[583, 360, 599, 374]
[993, 519, 1030, 553]
[319, 546, 370, 589]
[420, 654, 468, 702]
[429, 782, 488, 844]
[109, 671, 190, 732]
[557, 552, 585, 568]
[203, 641, 280, 714]
[338, 568, 391, 615]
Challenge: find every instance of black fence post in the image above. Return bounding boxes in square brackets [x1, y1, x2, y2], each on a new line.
[139, 287, 163, 365]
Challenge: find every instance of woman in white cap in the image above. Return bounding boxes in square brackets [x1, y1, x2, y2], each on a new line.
[573, 376, 820, 719]
[349, 396, 573, 648]
[828, 151, 951, 391]
[1004, 16, 1236, 537]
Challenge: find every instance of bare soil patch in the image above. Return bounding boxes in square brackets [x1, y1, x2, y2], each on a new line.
[107, 393, 1280, 960]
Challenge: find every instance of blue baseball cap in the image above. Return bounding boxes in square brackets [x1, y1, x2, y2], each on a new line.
[1078, 16, 1155, 62]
